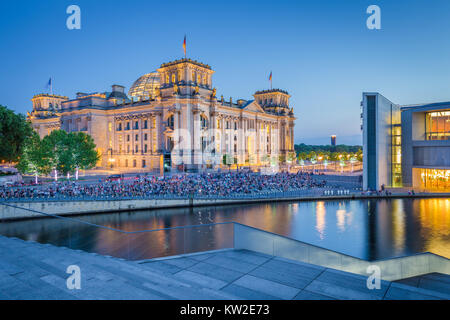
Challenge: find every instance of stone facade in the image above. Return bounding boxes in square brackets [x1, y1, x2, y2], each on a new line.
[29, 58, 296, 172]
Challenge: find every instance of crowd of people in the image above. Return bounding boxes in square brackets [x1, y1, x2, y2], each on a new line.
[0, 171, 326, 200]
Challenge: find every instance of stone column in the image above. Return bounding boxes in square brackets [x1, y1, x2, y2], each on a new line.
[172, 110, 181, 166]
[220, 117, 226, 155]
[183, 99, 193, 166]
[193, 110, 201, 167]
[155, 112, 162, 153]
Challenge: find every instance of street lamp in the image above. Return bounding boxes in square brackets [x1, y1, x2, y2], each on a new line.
[108, 158, 115, 170]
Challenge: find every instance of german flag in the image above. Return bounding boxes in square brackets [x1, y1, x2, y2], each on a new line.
[183, 35, 186, 58]
[269, 71, 272, 89]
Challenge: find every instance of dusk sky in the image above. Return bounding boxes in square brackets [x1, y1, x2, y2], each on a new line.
[2, 0, 450, 145]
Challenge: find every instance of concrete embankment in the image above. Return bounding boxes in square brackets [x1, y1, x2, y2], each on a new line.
[1, 192, 450, 221]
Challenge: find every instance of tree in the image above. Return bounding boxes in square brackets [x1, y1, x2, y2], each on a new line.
[222, 154, 233, 171]
[41, 130, 99, 180]
[298, 152, 307, 161]
[16, 132, 52, 183]
[356, 149, 363, 162]
[41, 130, 69, 180]
[286, 152, 296, 163]
[0, 105, 33, 163]
[66, 132, 100, 179]
[307, 151, 317, 161]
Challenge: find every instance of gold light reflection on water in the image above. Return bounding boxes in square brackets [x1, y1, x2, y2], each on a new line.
[416, 198, 450, 257]
[315, 201, 326, 239]
[390, 199, 405, 253]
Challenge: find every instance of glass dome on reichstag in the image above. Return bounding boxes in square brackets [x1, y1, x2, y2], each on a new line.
[128, 72, 160, 99]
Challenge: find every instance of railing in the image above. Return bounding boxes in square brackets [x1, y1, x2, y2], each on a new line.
[0, 203, 448, 281]
[0, 187, 361, 203]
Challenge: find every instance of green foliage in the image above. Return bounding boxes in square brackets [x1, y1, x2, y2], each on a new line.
[67, 132, 99, 171]
[41, 130, 99, 175]
[0, 105, 33, 162]
[294, 143, 363, 162]
[286, 152, 296, 163]
[222, 154, 233, 166]
[294, 143, 361, 154]
[17, 130, 99, 177]
[16, 131, 52, 177]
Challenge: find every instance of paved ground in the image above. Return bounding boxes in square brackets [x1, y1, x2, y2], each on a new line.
[0, 235, 448, 300]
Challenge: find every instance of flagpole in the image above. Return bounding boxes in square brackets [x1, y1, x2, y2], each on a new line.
[50, 77, 53, 95]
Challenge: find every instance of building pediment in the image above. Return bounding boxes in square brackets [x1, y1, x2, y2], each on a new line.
[243, 101, 266, 113]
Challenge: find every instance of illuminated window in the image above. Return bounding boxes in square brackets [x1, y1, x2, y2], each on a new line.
[420, 169, 450, 190]
[172, 74, 176, 83]
[108, 122, 112, 132]
[165, 74, 169, 83]
[426, 110, 450, 140]
[192, 71, 196, 82]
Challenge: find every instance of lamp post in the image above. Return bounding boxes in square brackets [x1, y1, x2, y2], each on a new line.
[108, 158, 115, 170]
[311, 158, 317, 174]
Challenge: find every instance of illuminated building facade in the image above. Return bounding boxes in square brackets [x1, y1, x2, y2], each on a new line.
[29, 58, 296, 172]
[362, 93, 450, 191]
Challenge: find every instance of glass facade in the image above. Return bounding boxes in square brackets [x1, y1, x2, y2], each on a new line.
[425, 110, 450, 140]
[391, 124, 402, 186]
[420, 169, 450, 190]
[128, 72, 160, 99]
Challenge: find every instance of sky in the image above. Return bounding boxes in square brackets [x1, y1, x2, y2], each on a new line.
[2, 0, 450, 145]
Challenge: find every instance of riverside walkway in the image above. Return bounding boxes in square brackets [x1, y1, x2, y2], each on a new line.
[0, 235, 448, 300]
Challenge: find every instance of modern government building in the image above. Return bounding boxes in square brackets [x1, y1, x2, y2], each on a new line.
[28, 57, 296, 172]
[362, 92, 450, 191]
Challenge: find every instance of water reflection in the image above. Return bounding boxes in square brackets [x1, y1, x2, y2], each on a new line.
[315, 202, 326, 239]
[0, 198, 448, 260]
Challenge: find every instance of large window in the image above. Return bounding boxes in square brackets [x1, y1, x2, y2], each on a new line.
[420, 169, 450, 190]
[391, 124, 402, 187]
[426, 110, 450, 140]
